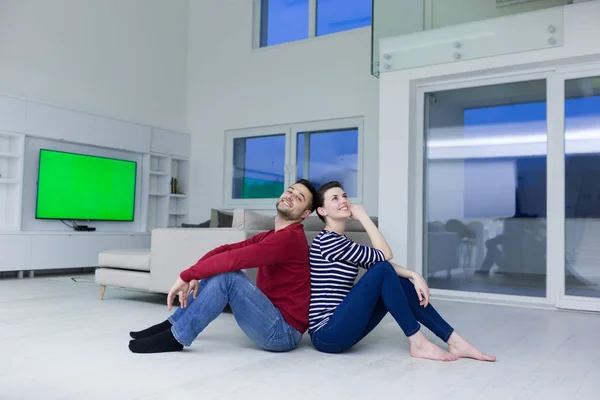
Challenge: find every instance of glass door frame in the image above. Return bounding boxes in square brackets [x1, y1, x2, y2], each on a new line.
[553, 64, 600, 313]
[412, 66, 600, 310]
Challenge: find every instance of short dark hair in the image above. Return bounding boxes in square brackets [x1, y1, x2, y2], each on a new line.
[295, 179, 317, 212]
[315, 181, 343, 222]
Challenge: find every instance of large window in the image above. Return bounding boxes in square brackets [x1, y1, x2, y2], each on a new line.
[225, 118, 363, 208]
[257, 0, 372, 47]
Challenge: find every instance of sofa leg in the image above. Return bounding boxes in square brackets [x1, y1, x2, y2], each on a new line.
[99, 285, 106, 300]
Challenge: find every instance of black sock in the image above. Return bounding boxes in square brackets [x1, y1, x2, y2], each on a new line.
[129, 319, 172, 339]
[128, 329, 184, 354]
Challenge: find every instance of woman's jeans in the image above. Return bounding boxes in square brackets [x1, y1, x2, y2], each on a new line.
[168, 270, 302, 352]
[310, 262, 454, 353]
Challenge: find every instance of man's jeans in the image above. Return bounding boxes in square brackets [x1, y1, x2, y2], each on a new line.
[168, 271, 302, 352]
[310, 262, 454, 353]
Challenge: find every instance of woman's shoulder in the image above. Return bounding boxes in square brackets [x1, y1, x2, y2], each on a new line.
[312, 229, 351, 245]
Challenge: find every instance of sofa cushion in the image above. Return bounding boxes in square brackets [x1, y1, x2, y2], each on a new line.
[301, 216, 325, 231]
[210, 209, 234, 228]
[95, 268, 150, 291]
[232, 209, 275, 230]
[181, 220, 211, 228]
[98, 248, 151, 272]
[344, 216, 379, 232]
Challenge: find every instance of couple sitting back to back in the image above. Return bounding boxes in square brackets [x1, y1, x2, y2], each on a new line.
[129, 179, 495, 363]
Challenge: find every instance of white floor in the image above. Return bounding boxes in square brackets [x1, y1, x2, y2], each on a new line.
[1, 276, 599, 400]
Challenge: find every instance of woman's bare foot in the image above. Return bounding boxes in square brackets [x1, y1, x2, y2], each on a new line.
[408, 331, 458, 362]
[447, 332, 496, 362]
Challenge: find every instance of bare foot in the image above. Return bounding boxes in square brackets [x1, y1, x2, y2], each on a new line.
[447, 332, 496, 362]
[409, 331, 458, 362]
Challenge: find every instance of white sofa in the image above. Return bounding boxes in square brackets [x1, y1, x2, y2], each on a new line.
[94, 209, 375, 299]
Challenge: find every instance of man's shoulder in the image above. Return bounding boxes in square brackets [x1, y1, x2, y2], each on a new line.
[250, 223, 304, 240]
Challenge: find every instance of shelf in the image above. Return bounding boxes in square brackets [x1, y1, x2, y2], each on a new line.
[0, 179, 19, 184]
[147, 152, 189, 232]
[0, 152, 20, 159]
[150, 152, 169, 158]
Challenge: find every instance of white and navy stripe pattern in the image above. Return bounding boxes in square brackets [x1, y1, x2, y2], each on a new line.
[308, 230, 385, 334]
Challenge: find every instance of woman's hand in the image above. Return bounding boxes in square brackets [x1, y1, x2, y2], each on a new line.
[412, 274, 430, 308]
[350, 204, 368, 221]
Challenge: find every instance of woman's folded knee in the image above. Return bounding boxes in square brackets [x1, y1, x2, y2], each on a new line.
[370, 261, 395, 275]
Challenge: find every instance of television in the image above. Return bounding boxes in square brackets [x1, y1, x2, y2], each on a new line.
[35, 149, 137, 221]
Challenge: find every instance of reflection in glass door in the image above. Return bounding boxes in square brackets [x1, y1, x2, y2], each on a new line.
[563, 75, 600, 303]
[423, 79, 548, 298]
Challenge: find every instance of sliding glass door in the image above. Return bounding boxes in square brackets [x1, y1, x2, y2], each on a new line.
[423, 79, 548, 298]
[420, 67, 600, 311]
[558, 70, 600, 312]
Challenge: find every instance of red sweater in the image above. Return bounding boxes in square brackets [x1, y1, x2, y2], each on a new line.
[179, 223, 311, 333]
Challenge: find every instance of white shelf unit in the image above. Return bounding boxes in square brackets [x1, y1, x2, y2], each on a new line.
[0, 131, 24, 231]
[146, 153, 189, 230]
[168, 156, 189, 227]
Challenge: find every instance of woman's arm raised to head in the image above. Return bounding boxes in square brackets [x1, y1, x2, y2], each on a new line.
[350, 204, 393, 261]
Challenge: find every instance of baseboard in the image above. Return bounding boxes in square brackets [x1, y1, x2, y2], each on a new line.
[0, 266, 97, 278]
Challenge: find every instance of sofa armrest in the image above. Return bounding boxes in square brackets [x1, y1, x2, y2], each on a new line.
[149, 228, 251, 294]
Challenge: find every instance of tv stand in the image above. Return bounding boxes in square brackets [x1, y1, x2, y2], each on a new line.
[0, 230, 150, 273]
[74, 225, 96, 232]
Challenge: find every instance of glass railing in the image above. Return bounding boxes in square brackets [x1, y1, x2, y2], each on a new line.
[372, 0, 576, 77]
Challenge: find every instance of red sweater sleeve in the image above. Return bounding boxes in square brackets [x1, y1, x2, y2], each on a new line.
[179, 230, 289, 282]
[196, 233, 264, 262]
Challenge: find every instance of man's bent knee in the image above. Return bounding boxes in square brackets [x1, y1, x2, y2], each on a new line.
[203, 271, 253, 295]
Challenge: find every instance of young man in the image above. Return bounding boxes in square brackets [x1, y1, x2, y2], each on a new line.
[128, 179, 317, 354]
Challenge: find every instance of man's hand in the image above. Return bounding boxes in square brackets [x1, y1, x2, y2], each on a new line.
[167, 276, 190, 311]
[350, 204, 368, 221]
[179, 280, 200, 309]
[412, 274, 430, 308]
[189, 279, 199, 300]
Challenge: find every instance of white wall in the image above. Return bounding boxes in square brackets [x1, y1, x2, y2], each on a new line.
[186, 1, 380, 221]
[0, 0, 189, 132]
[379, 0, 600, 268]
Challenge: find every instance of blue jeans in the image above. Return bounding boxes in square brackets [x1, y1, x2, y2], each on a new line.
[310, 262, 454, 353]
[168, 271, 302, 352]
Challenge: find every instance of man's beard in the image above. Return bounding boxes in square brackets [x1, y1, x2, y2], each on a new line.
[276, 200, 297, 220]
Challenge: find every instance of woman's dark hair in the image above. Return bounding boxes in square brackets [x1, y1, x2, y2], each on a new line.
[315, 181, 343, 222]
[295, 179, 318, 212]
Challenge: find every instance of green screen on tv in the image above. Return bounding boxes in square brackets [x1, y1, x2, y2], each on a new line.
[36, 149, 137, 221]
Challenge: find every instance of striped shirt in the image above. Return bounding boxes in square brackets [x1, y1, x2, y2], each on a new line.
[308, 230, 385, 334]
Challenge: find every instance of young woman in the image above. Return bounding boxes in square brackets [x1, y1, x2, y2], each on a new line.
[308, 181, 495, 362]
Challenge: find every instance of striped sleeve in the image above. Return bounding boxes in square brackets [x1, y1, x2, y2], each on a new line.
[320, 232, 385, 267]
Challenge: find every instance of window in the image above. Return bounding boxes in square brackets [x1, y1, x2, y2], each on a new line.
[225, 118, 363, 208]
[256, 0, 372, 47]
[316, 0, 373, 37]
[233, 135, 286, 199]
[296, 129, 359, 196]
[259, 0, 309, 47]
